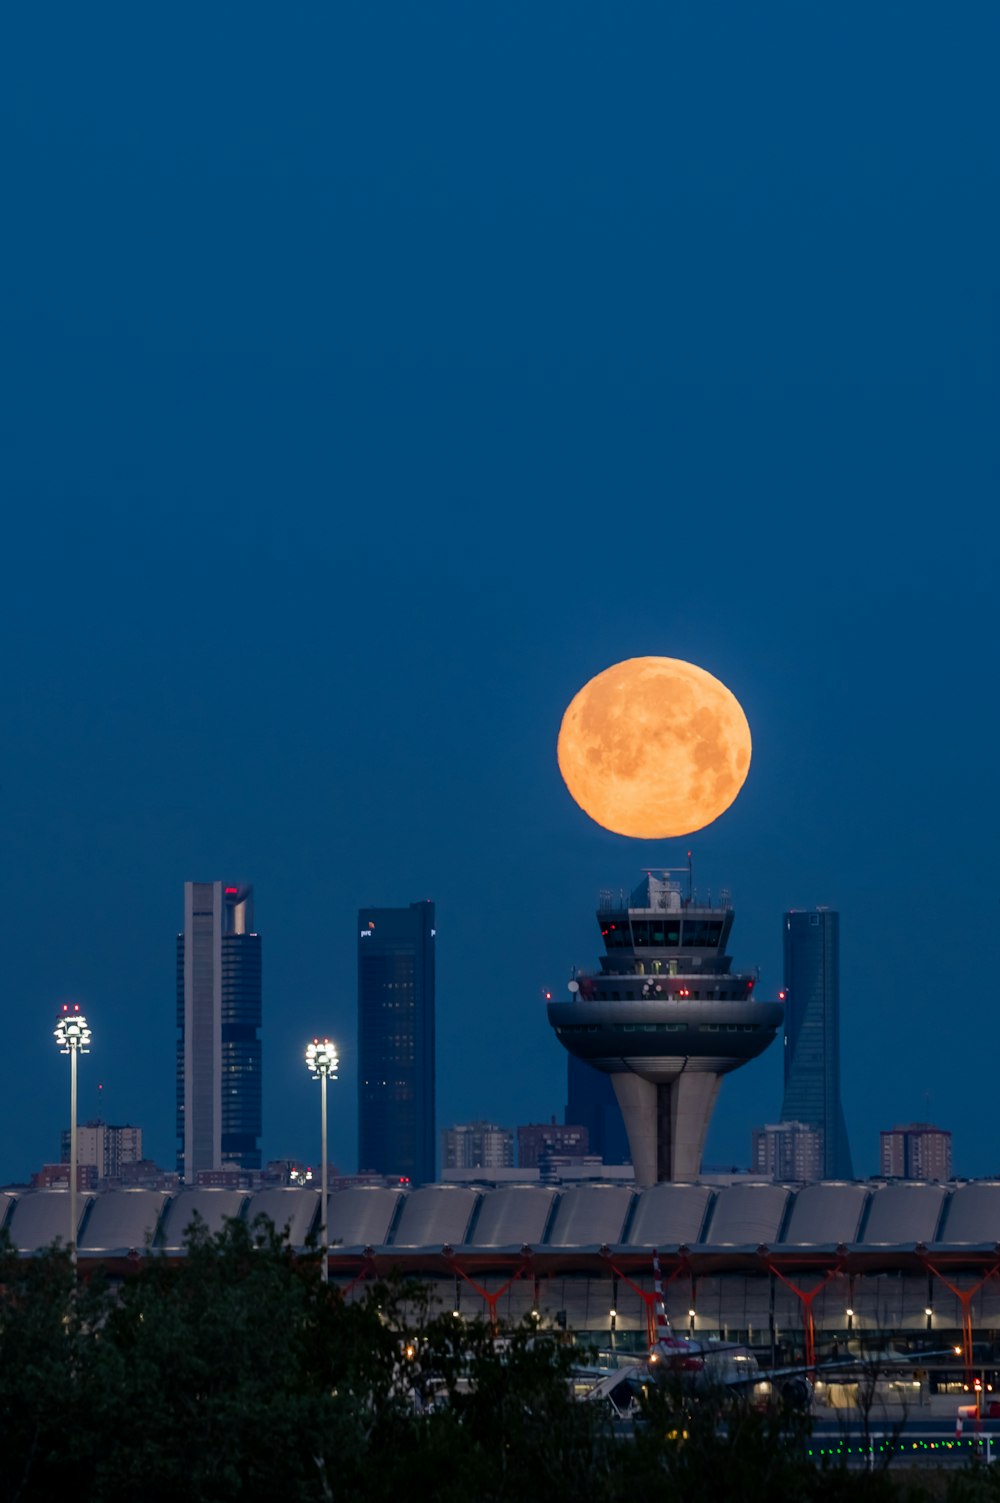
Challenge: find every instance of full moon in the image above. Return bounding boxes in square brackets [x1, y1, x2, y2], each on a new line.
[557, 657, 752, 838]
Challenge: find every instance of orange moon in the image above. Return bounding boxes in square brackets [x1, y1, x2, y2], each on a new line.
[557, 657, 752, 838]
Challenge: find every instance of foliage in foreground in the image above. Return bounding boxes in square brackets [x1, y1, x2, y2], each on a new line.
[0, 1218, 994, 1502]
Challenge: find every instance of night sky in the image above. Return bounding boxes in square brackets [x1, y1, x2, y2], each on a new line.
[3, 5, 997, 1185]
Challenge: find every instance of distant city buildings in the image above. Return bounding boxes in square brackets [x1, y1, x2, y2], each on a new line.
[61, 1119, 142, 1180]
[176, 882, 262, 1179]
[33, 1162, 97, 1191]
[780, 908, 853, 1179]
[881, 1123, 952, 1181]
[751, 1120, 824, 1182]
[442, 1122, 514, 1172]
[517, 1119, 588, 1169]
[358, 901, 436, 1185]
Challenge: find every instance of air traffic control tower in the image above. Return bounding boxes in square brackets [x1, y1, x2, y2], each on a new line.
[547, 872, 782, 1183]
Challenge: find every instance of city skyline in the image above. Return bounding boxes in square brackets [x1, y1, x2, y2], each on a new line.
[4, 5, 997, 1186]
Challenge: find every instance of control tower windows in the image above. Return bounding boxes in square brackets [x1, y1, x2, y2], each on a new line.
[683, 920, 724, 948]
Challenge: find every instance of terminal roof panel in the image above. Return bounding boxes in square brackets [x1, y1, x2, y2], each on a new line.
[327, 1187, 403, 1248]
[628, 1183, 713, 1246]
[79, 1189, 169, 1253]
[546, 1185, 634, 1247]
[705, 1183, 789, 1246]
[7, 1189, 94, 1252]
[780, 1182, 868, 1246]
[862, 1183, 947, 1245]
[0, 1192, 16, 1233]
[247, 1188, 319, 1246]
[937, 1182, 1000, 1244]
[469, 1186, 556, 1247]
[391, 1186, 480, 1247]
[160, 1189, 248, 1249]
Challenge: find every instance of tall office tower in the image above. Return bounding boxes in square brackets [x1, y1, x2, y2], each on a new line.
[176, 882, 262, 1179]
[548, 873, 782, 1183]
[566, 1055, 630, 1164]
[751, 1120, 823, 1183]
[442, 1121, 514, 1172]
[358, 901, 435, 1185]
[780, 908, 853, 1179]
[880, 1123, 952, 1181]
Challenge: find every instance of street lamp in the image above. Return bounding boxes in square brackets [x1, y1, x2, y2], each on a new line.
[54, 1004, 91, 1266]
[305, 1038, 338, 1282]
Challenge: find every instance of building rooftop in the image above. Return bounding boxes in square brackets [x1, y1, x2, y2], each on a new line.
[2, 1178, 998, 1260]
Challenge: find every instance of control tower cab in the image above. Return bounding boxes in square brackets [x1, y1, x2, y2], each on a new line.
[547, 872, 782, 1184]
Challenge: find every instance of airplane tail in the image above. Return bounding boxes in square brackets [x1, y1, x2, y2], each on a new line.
[652, 1248, 673, 1344]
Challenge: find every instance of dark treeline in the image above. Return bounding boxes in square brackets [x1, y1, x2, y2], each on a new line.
[0, 1216, 997, 1503]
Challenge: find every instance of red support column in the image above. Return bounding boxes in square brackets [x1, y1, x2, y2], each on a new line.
[445, 1257, 532, 1332]
[767, 1262, 844, 1374]
[921, 1260, 1000, 1387]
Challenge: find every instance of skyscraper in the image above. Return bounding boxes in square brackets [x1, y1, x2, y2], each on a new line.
[176, 882, 262, 1179]
[780, 908, 853, 1179]
[547, 872, 782, 1183]
[566, 1054, 630, 1165]
[357, 901, 435, 1185]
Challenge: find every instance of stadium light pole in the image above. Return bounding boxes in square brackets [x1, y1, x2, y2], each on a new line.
[54, 1004, 91, 1267]
[305, 1038, 338, 1283]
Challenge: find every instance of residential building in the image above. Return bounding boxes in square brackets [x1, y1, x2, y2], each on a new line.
[517, 1119, 589, 1169]
[752, 1120, 824, 1182]
[780, 908, 853, 1179]
[32, 1162, 98, 1191]
[881, 1123, 952, 1181]
[177, 882, 262, 1178]
[60, 1119, 142, 1180]
[358, 901, 435, 1185]
[442, 1121, 514, 1172]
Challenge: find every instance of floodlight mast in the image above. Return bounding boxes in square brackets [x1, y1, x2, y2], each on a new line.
[305, 1038, 338, 1283]
[53, 1005, 91, 1267]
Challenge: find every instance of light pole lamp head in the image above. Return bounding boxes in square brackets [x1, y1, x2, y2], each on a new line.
[305, 1038, 338, 1079]
[54, 1004, 91, 1054]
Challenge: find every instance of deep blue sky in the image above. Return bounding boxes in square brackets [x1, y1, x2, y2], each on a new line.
[2, 5, 997, 1184]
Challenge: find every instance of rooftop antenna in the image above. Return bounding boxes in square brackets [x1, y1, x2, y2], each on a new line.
[687, 851, 693, 903]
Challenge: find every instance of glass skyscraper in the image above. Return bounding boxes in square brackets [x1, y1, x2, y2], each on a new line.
[176, 882, 262, 1178]
[780, 907, 853, 1179]
[357, 901, 435, 1185]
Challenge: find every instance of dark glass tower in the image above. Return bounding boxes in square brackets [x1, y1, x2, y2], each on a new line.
[358, 901, 435, 1185]
[566, 1055, 630, 1165]
[176, 882, 262, 1178]
[548, 873, 782, 1183]
[780, 908, 853, 1179]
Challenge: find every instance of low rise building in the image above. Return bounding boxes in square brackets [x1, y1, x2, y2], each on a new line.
[517, 1119, 588, 1169]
